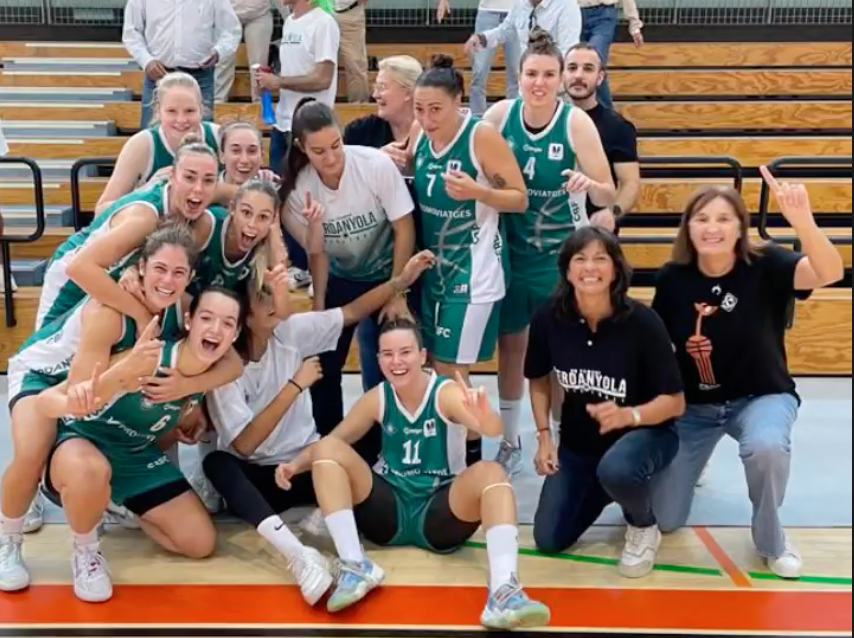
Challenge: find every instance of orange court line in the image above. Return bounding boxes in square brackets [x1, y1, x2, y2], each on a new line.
[1, 585, 851, 634]
[694, 526, 754, 588]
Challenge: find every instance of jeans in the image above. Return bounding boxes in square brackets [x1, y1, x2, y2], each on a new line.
[471, 9, 521, 117]
[651, 393, 798, 558]
[141, 66, 215, 130]
[534, 427, 679, 553]
[269, 128, 292, 178]
[581, 5, 619, 110]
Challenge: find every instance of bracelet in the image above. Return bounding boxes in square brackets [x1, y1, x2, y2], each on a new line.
[631, 407, 642, 427]
[288, 379, 304, 394]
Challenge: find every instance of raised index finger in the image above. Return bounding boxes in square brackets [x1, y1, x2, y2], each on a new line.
[760, 165, 782, 192]
[139, 316, 160, 342]
[454, 371, 469, 390]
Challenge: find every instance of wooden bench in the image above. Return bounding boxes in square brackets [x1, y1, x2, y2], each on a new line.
[2, 286, 850, 375]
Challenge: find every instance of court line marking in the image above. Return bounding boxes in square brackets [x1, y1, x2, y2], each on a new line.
[693, 527, 753, 588]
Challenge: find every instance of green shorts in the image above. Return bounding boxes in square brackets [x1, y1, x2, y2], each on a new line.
[421, 289, 500, 365]
[52, 422, 186, 508]
[7, 366, 61, 413]
[499, 266, 560, 335]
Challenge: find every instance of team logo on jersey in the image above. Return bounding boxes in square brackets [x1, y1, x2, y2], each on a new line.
[211, 275, 226, 288]
[447, 160, 462, 173]
[384, 421, 397, 435]
[423, 419, 437, 439]
[548, 143, 565, 161]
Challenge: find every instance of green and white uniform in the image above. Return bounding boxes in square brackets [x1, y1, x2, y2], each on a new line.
[374, 372, 468, 551]
[190, 206, 255, 295]
[139, 122, 220, 188]
[413, 111, 505, 365]
[498, 99, 588, 335]
[8, 296, 186, 409]
[54, 340, 202, 507]
[36, 181, 170, 330]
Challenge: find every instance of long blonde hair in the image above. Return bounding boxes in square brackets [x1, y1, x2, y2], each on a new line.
[148, 72, 207, 127]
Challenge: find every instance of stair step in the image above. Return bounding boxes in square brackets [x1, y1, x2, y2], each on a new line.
[9, 259, 47, 287]
[2, 57, 138, 72]
[0, 160, 96, 181]
[0, 87, 132, 102]
[0, 120, 115, 137]
[0, 205, 71, 228]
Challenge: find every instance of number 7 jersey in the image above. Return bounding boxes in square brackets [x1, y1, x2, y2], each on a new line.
[376, 372, 468, 501]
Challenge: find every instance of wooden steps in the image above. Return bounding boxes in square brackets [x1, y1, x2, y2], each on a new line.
[2, 286, 850, 375]
[1, 42, 850, 69]
[4, 68, 850, 100]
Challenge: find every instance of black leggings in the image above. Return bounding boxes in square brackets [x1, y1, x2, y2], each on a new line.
[203, 451, 317, 528]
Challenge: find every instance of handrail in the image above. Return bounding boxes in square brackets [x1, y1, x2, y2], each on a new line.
[70, 157, 117, 231]
[0, 157, 46, 328]
[758, 156, 853, 245]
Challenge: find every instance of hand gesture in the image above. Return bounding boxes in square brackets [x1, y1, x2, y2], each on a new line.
[257, 70, 279, 92]
[632, 29, 645, 48]
[66, 362, 104, 418]
[760, 165, 816, 231]
[436, 0, 450, 23]
[119, 264, 146, 304]
[175, 407, 209, 446]
[293, 356, 323, 390]
[200, 51, 219, 69]
[276, 462, 297, 490]
[562, 169, 595, 195]
[444, 169, 485, 202]
[145, 166, 173, 188]
[465, 34, 483, 56]
[381, 141, 410, 172]
[301, 192, 325, 225]
[257, 168, 282, 184]
[397, 250, 436, 289]
[379, 295, 412, 324]
[455, 371, 493, 425]
[145, 60, 168, 82]
[535, 436, 560, 476]
[265, 263, 290, 296]
[141, 368, 191, 404]
[590, 208, 617, 232]
[587, 401, 634, 435]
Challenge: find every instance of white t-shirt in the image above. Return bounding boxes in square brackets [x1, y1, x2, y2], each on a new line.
[287, 145, 414, 282]
[275, 7, 340, 133]
[207, 309, 345, 466]
[480, 0, 515, 12]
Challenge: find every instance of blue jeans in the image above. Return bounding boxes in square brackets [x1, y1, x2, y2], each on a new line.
[651, 394, 799, 558]
[534, 427, 679, 553]
[141, 66, 215, 130]
[269, 128, 291, 178]
[471, 9, 521, 117]
[581, 5, 619, 110]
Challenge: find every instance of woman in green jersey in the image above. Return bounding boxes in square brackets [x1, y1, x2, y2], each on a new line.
[274, 318, 550, 630]
[31, 288, 243, 604]
[95, 72, 221, 215]
[483, 30, 617, 474]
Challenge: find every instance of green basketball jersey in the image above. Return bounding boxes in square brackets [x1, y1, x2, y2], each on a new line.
[500, 100, 588, 266]
[413, 111, 506, 305]
[60, 340, 203, 453]
[376, 373, 467, 501]
[190, 206, 254, 295]
[144, 122, 220, 186]
[38, 181, 167, 329]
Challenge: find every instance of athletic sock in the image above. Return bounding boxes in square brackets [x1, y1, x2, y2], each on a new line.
[486, 524, 519, 594]
[324, 510, 364, 564]
[257, 515, 304, 559]
[72, 527, 99, 548]
[0, 513, 24, 536]
[499, 399, 522, 447]
[466, 438, 482, 466]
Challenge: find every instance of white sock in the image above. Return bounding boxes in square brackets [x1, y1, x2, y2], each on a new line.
[500, 399, 522, 447]
[1, 513, 24, 536]
[73, 527, 99, 548]
[257, 515, 304, 559]
[325, 510, 364, 564]
[486, 524, 519, 594]
[165, 445, 180, 469]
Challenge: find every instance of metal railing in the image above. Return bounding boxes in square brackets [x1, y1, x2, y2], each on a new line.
[70, 157, 116, 231]
[0, 157, 46, 328]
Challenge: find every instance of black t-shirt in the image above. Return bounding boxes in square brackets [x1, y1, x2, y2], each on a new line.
[525, 299, 684, 457]
[585, 103, 639, 187]
[652, 244, 809, 406]
[343, 115, 395, 148]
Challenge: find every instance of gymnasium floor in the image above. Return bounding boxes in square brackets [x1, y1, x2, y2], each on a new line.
[0, 376, 851, 637]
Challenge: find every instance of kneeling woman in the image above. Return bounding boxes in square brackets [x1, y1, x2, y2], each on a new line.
[203, 251, 436, 607]
[34, 288, 243, 603]
[527, 227, 685, 579]
[275, 319, 550, 631]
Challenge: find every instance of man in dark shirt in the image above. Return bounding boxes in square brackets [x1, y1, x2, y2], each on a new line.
[564, 43, 642, 233]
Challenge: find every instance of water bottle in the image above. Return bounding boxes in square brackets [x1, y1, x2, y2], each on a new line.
[252, 64, 277, 126]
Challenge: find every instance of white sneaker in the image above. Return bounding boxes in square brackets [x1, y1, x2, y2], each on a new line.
[190, 471, 224, 514]
[23, 498, 44, 534]
[288, 267, 312, 291]
[287, 546, 334, 606]
[72, 543, 113, 603]
[619, 525, 661, 579]
[766, 543, 803, 579]
[0, 534, 30, 592]
[99, 502, 141, 532]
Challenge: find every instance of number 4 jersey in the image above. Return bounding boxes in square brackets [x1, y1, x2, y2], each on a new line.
[376, 372, 468, 501]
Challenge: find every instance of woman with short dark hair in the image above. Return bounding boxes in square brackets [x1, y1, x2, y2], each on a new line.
[526, 226, 685, 579]
[651, 168, 845, 579]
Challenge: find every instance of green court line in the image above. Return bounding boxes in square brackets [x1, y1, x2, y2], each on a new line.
[748, 571, 853, 587]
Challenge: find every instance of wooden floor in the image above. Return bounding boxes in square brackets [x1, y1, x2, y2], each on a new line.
[0, 524, 850, 636]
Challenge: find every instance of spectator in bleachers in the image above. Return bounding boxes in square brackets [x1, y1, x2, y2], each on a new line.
[334, 0, 370, 104]
[565, 43, 640, 233]
[578, 0, 644, 109]
[650, 169, 845, 579]
[464, 0, 582, 79]
[215, 0, 275, 104]
[0, 117, 12, 294]
[437, 0, 521, 117]
[123, 0, 242, 129]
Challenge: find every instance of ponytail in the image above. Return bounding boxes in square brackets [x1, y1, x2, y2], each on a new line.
[277, 98, 340, 204]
